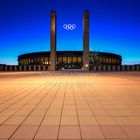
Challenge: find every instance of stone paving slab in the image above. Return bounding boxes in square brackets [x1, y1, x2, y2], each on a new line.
[0, 72, 140, 140]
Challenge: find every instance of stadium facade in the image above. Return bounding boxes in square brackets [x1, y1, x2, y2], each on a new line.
[18, 10, 122, 71]
[18, 51, 122, 70]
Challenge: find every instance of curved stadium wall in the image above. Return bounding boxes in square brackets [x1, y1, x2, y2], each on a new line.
[18, 51, 122, 69]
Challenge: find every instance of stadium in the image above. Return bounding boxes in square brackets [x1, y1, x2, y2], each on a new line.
[18, 11, 122, 71]
[18, 51, 122, 70]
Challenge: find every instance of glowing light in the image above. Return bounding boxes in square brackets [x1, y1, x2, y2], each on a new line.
[86, 64, 88, 67]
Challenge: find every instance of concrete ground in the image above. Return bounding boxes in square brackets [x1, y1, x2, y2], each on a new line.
[0, 71, 140, 140]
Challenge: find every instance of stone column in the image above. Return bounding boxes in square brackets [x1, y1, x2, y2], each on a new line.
[24, 66, 27, 71]
[4, 66, 7, 71]
[38, 65, 41, 71]
[49, 10, 56, 71]
[29, 65, 31, 71]
[117, 65, 121, 71]
[107, 65, 111, 71]
[131, 65, 135, 71]
[98, 65, 101, 71]
[126, 65, 130, 71]
[19, 66, 22, 71]
[103, 65, 106, 71]
[9, 65, 12, 71]
[43, 65, 46, 71]
[33, 65, 36, 71]
[112, 65, 116, 71]
[0, 66, 2, 71]
[83, 11, 90, 71]
[136, 65, 140, 71]
[14, 65, 17, 71]
[121, 65, 126, 71]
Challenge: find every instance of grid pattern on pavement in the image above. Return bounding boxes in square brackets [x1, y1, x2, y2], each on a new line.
[0, 72, 140, 140]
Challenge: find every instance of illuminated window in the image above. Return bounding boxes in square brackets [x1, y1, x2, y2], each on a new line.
[110, 58, 112, 63]
[77, 57, 82, 63]
[116, 59, 119, 64]
[58, 57, 62, 63]
[114, 59, 117, 63]
[63, 57, 67, 63]
[37, 58, 40, 62]
[112, 59, 114, 64]
[23, 59, 25, 64]
[68, 57, 72, 63]
[41, 57, 44, 62]
[45, 57, 48, 61]
[25, 59, 28, 64]
[19, 60, 23, 65]
[33, 58, 36, 63]
[39, 58, 43, 64]
[113, 59, 116, 64]
[90, 57, 93, 62]
[45, 57, 48, 64]
[73, 57, 77, 62]
[103, 58, 106, 63]
[109, 58, 111, 63]
[99, 58, 102, 62]
[30, 59, 33, 63]
[106, 58, 109, 63]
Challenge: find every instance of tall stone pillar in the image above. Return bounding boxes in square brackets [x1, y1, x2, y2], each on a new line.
[83, 11, 90, 71]
[49, 10, 56, 71]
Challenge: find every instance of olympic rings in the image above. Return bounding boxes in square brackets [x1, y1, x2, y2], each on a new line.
[63, 24, 76, 30]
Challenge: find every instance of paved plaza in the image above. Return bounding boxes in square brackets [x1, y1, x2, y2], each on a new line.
[0, 71, 140, 140]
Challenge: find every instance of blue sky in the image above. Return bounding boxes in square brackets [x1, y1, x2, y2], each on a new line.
[0, 0, 140, 64]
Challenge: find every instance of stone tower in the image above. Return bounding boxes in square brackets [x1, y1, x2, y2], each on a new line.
[49, 10, 56, 71]
[83, 11, 90, 71]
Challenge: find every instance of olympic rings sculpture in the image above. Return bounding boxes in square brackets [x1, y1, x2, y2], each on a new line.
[63, 24, 76, 30]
